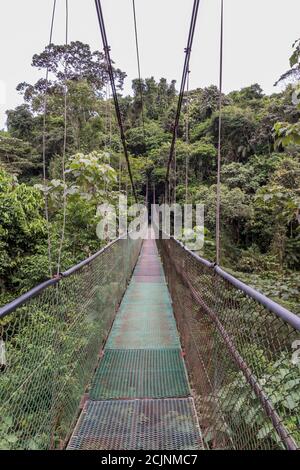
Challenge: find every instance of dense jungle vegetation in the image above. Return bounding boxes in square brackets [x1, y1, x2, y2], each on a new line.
[0, 39, 299, 313]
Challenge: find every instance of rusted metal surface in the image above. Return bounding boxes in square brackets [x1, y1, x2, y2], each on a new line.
[67, 398, 203, 450]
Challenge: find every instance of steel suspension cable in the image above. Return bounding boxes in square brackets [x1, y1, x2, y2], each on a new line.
[185, 70, 190, 204]
[216, 0, 224, 265]
[57, 0, 69, 275]
[132, 0, 146, 142]
[165, 0, 200, 191]
[95, 0, 138, 202]
[42, 0, 57, 278]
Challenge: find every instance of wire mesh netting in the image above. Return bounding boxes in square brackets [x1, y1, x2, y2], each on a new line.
[157, 238, 300, 450]
[0, 236, 142, 450]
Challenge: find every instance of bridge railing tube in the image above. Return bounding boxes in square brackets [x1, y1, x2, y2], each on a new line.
[157, 236, 300, 451]
[0, 278, 60, 319]
[0, 237, 123, 320]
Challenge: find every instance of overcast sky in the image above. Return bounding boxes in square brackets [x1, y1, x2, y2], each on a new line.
[0, 0, 300, 128]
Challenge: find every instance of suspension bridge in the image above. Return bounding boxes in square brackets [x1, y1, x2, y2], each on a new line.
[0, 0, 300, 451]
[0, 222, 299, 450]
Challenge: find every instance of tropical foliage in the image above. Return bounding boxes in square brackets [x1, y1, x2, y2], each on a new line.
[0, 39, 299, 314]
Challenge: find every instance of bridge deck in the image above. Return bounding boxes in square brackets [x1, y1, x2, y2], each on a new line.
[67, 236, 203, 450]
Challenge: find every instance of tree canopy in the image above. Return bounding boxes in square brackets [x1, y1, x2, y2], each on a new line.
[0, 39, 299, 315]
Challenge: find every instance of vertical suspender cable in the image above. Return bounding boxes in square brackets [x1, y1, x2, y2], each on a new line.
[105, 81, 109, 148]
[57, 0, 69, 275]
[104, 81, 109, 193]
[95, 0, 138, 202]
[109, 86, 112, 148]
[42, 0, 57, 278]
[174, 128, 177, 204]
[119, 154, 122, 193]
[216, 0, 224, 265]
[185, 70, 190, 204]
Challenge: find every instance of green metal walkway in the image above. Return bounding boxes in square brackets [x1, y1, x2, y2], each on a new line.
[67, 234, 203, 450]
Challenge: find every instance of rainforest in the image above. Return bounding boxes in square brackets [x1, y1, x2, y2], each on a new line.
[1, 39, 299, 313]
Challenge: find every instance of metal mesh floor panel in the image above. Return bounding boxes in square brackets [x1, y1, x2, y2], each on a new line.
[134, 267, 164, 276]
[105, 320, 181, 349]
[90, 349, 189, 399]
[122, 281, 172, 305]
[121, 295, 172, 305]
[110, 313, 178, 332]
[67, 398, 203, 450]
[118, 302, 174, 316]
[128, 282, 169, 291]
[133, 275, 165, 283]
[106, 287, 180, 349]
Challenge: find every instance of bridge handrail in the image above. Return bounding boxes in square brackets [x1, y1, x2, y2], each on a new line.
[173, 237, 300, 332]
[0, 237, 121, 319]
[2, 234, 299, 329]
